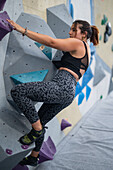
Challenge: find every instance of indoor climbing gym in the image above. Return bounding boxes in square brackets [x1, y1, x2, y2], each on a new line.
[0, 0, 113, 170]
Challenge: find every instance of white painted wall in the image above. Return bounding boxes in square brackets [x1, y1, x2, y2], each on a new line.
[71, 0, 91, 23]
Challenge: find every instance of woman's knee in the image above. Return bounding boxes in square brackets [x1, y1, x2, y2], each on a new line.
[10, 84, 25, 99]
[10, 86, 17, 98]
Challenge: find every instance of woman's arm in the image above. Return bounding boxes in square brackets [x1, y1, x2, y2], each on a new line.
[7, 19, 82, 52]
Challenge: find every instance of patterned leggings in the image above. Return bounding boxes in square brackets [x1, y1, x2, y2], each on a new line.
[11, 70, 77, 126]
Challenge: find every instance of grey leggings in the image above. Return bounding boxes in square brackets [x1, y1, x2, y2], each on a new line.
[11, 70, 77, 126]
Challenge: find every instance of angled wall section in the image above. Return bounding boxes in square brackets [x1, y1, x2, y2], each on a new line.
[47, 4, 73, 39]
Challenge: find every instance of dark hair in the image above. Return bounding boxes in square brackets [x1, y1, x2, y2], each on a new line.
[73, 20, 99, 46]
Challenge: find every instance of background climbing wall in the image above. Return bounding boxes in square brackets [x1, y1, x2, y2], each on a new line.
[22, 0, 68, 21]
[71, 0, 91, 23]
[0, 0, 113, 170]
[93, 0, 113, 68]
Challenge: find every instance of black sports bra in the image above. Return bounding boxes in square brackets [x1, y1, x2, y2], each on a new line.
[53, 41, 89, 79]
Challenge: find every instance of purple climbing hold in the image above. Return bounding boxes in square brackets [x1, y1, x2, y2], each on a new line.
[38, 136, 56, 164]
[12, 164, 29, 170]
[0, 11, 13, 41]
[0, 0, 6, 11]
[6, 148, 13, 155]
[21, 145, 29, 150]
[61, 119, 72, 131]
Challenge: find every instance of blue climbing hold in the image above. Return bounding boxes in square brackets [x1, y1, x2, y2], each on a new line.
[86, 85, 91, 101]
[35, 42, 52, 60]
[75, 82, 82, 97]
[81, 67, 93, 89]
[10, 70, 48, 85]
[69, 0, 74, 19]
[90, 42, 96, 56]
[78, 92, 85, 105]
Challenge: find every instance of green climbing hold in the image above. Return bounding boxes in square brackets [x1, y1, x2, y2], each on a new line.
[101, 14, 108, 25]
[100, 95, 103, 99]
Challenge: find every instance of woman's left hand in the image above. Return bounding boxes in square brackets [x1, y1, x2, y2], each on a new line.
[7, 19, 25, 34]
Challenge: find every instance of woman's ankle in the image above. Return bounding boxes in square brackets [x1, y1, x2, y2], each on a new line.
[32, 120, 42, 131]
[31, 150, 39, 158]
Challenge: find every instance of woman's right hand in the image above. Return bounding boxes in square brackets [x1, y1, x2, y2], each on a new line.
[7, 19, 25, 34]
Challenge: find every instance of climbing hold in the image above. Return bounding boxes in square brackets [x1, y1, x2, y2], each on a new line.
[86, 85, 91, 101]
[78, 92, 85, 105]
[21, 145, 29, 150]
[69, 0, 74, 19]
[38, 136, 56, 164]
[10, 70, 48, 85]
[12, 164, 29, 170]
[0, 11, 13, 41]
[0, 0, 6, 11]
[6, 148, 13, 155]
[61, 119, 72, 131]
[90, 42, 96, 56]
[101, 14, 108, 25]
[103, 31, 108, 43]
[100, 95, 103, 99]
[75, 82, 82, 97]
[81, 67, 93, 89]
[106, 22, 112, 36]
[35, 42, 52, 60]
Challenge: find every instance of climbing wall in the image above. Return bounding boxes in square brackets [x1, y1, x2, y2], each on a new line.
[93, 0, 113, 68]
[0, 0, 112, 170]
[0, 1, 78, 169]
[22, 0, 67, 21]
[93, 0, 113, 93]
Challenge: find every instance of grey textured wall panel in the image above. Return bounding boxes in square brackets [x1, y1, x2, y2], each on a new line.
[4, 0, 23, 21]
[0, 0, 23, 110]
[93, 54, 111, 86]
[93, 64, 106, 86]
[47, 4, 73, 39]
